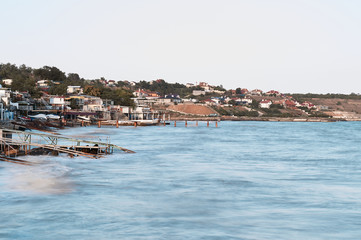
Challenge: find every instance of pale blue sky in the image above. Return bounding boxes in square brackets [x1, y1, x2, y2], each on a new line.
[1, 0, 361, 93]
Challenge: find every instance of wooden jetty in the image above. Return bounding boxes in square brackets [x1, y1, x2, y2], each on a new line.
[0, 128, 134, 164]
[0, 155, 34, 166]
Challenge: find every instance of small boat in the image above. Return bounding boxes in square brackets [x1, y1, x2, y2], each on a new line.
[132, 119, 160, 126]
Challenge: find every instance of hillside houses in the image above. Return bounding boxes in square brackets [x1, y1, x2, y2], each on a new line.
[0, 70, 340, 122]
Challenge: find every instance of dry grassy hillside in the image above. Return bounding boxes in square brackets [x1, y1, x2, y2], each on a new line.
[167, 104, 218, 116]
[308, 98, 361, 114]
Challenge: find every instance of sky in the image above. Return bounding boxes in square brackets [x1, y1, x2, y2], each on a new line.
[1, 0, 361, 93]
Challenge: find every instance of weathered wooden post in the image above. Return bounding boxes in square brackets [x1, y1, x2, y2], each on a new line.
[207, 121, 209, 127]
[185, 120, 187, 127]
[98, 121, 101, 128]
[215, 121, 218, 127]
[174, 121, 176, 127]
[196, 121, 198, 127]
[116, 119, 119, 128]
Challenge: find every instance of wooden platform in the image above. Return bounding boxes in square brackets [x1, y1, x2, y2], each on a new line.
[0, 128, 135, 164]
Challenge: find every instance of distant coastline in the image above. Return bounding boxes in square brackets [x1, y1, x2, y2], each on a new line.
[169, 116, 344, 122]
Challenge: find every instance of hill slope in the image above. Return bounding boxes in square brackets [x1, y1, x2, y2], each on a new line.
[167, 104, 217, 116]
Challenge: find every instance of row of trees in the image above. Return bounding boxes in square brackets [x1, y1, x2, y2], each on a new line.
[134, 79, 226, 98]
[0, 63, 41, 97]
[135, 79, 195, 97]
[292, 93, 361, 101]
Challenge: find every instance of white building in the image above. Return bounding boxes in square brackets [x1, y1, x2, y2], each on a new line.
[2, 79, 13, 86]
[107, 80, 116, 86]
[259, 99, 272, 109]
[82, 96, 104, 112]
[240, 98, 253, 105]
[133, 89, 148, 98]
[49, 96, 65, 105]
[49, 96, 65, 110]
[37, 80, 50, 88]
[192, 90, 206, 96]
[214, 90, 225, 94]
[250, 89, 263, 96]
[67, 86, 83, 94]
[0, 88, 11, 106]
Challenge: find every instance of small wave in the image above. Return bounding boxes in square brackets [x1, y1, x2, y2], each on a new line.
[6, 159, 74, 195]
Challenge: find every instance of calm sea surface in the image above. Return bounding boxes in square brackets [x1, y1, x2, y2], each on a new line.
[1, 121, 361, 240]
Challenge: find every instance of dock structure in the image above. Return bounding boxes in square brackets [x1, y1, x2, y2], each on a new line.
[0, 129, 135, 162]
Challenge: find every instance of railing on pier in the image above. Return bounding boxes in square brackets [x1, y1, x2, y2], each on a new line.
[0, 128, 135, 160]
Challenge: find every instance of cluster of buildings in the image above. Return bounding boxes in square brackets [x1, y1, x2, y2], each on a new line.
[131, 81, 330, 116]
[195, 87, 329, 113]
[0, 79, 136, 121]
[0, 77, 333, 121]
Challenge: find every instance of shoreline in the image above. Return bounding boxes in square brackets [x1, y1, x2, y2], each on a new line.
[169, 116, 355, 122]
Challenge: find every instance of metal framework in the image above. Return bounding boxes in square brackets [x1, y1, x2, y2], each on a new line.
[0, 128, 135, 159]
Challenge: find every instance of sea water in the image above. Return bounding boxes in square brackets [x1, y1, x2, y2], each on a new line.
[1, 121, 361, 240]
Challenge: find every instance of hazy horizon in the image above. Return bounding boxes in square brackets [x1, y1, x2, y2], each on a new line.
[1, 0, 361, 94]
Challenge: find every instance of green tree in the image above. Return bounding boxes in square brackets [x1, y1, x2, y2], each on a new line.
[251, 99, 260, 109]
[34, 66, 66, 82]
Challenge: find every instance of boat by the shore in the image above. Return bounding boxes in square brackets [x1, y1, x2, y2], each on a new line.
[132, 119, 160, 126]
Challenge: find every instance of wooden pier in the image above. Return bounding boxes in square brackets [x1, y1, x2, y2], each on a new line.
[0, 128, 134, 165]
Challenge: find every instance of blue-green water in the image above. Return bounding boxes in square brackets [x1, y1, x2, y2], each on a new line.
[1, 121, 361, 239]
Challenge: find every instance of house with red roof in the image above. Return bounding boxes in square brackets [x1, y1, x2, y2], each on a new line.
[202, 99, 216, 106]
[266, 90, 281, 96]
[241, 88, 249, 95]
[229, 90, 236, 95]
[301, 101, 315, 109]
[259, 99, 272, 109]
[199, 82, 209, 87]
[107, 80, 116, 86]
[133, 89, 149, 98]
[284, 100, 297, 109]
[250, 89, 263, 96]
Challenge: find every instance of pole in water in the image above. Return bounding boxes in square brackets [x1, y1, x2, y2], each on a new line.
[116, 119, 119, 128]
[185, 120, 187, 127]
[174, 121, 176, 127]
[207, 121, 209, 127]
[98, 121, 101, 128]
[216, 121, 218, 127]
[134, 122, 137, 127]
[196, 121, 198, 127]
[81, 120, 84, 127]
